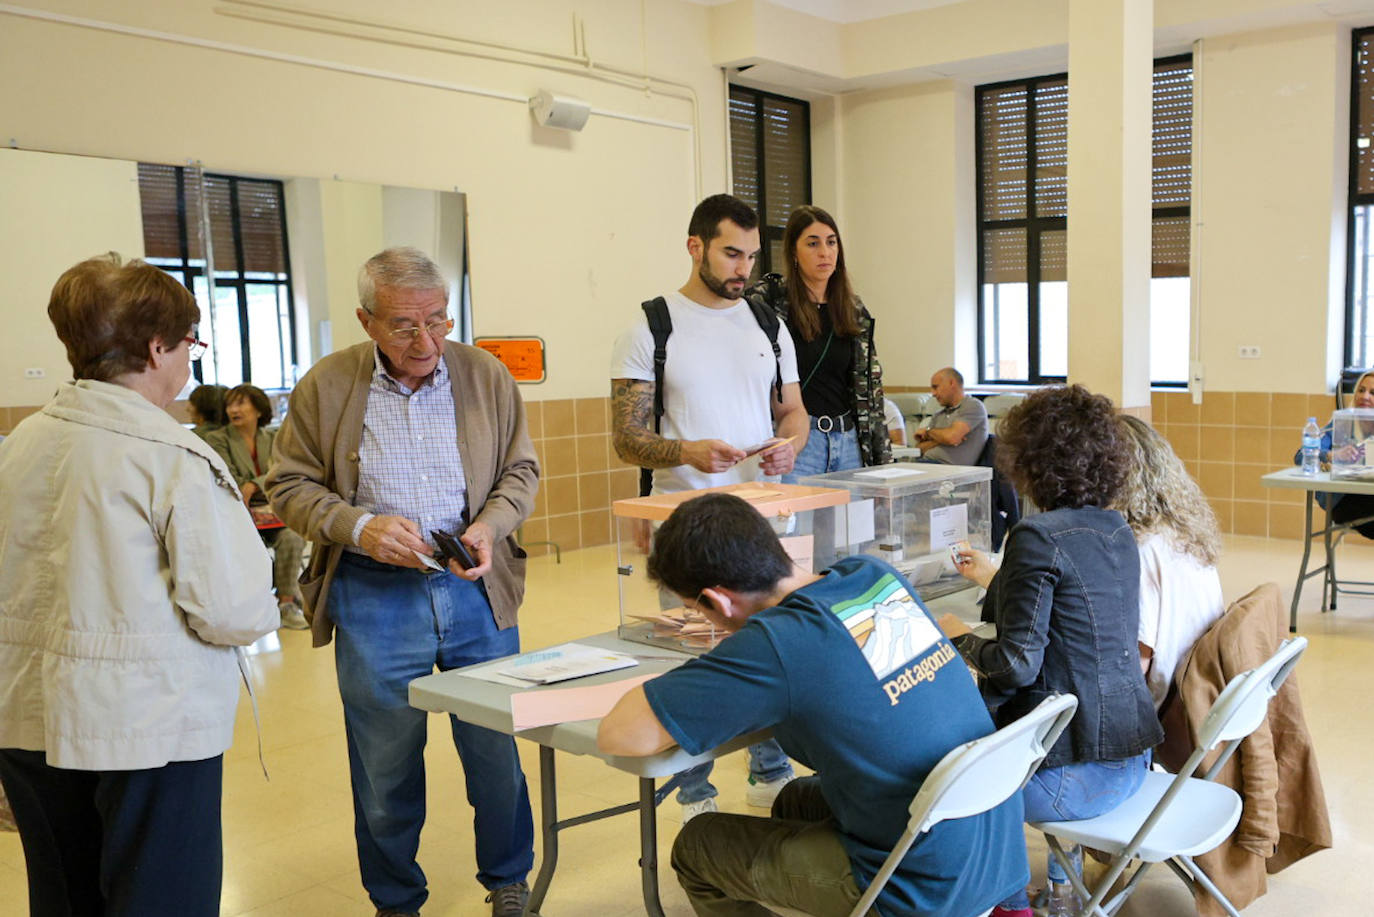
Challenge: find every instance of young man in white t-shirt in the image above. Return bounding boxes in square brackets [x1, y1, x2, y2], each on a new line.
[609, 193, 809, 820]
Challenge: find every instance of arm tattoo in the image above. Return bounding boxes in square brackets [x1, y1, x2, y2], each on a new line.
[611, 379, 684, 469]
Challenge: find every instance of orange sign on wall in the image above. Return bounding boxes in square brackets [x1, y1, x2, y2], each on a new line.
[474, 336, 546, 383]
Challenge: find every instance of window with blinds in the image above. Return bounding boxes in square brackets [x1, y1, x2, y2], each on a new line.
[729, 86, 811, 276]
[976, 56, 1194, 384]
[137, 163, 297, 390]
[1346, 28, 1374, 368]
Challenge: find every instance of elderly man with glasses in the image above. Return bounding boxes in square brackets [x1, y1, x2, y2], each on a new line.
[267, 247, 539, 917]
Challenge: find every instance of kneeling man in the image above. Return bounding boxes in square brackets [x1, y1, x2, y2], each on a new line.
[597, 493, 1028, 917]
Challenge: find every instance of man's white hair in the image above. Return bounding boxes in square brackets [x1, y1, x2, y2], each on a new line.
[357, 246, 447, 314]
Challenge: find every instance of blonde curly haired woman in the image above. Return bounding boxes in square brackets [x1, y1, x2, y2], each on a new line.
[1115, 415, 1225, 709]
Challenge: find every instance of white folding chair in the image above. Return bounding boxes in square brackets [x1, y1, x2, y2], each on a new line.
[1031, 636, 1308, 917]
[762, 693, 1078, 917]
[981, 393, 1026, 434]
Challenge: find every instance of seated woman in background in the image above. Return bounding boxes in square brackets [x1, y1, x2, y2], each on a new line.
[938, 385, 1162, 917]
[1115, 415, 1225, 710]
[207, 384, 309, 630]
[747, 205, 892, 479]
[1295, 370, 1374, 538]
[187, 382, 228, 440]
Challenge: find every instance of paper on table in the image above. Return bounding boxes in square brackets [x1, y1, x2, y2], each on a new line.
[854, 466, 926, 479]
[510, 673, 658, 731]
[499, 642, 639, 684]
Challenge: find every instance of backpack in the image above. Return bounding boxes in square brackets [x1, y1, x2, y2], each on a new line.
[637, 295, 783, 496]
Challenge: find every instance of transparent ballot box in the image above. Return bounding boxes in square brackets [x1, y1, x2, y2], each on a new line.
[611, 482, 853, 654]
[799, 464, 993, 601]
[1330, 408, 1374, 480]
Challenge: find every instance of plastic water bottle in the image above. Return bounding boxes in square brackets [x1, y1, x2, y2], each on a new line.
[1301, 417, 1321, 476]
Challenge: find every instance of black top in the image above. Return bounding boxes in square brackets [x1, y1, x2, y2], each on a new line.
[953, 506, 1163, 768]
[790, 304, 853, 419]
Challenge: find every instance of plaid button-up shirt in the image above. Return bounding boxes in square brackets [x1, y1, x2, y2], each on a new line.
[350, 347, 467, 550]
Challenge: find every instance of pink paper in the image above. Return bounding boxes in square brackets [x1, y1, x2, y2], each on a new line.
[509, 673, 658, 731]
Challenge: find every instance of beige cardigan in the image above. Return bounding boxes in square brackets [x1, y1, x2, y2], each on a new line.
[266, 341, 538, 647]
[1158, 582, 1332, 916]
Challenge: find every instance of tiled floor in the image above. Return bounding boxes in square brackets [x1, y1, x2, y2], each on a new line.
[1, 534, 1370, 915]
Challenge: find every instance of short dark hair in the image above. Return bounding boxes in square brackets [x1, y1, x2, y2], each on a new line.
[225, 384, 273, 428]
[647, 494, 793, 600]
[687, 194, 758, 245]
[188, 384, 228, 425]
[47, 253, 199, 382]
[995, 384, 1129, 511]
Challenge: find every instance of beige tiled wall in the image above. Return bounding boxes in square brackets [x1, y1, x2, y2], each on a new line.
[1152, 390, 1335, 539]
[521, 397, 639, 557]
[12, 388, 1317, 545]
[1, 397, 635, 556]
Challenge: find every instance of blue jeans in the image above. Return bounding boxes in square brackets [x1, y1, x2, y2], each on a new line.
[675, 740, 795, 804]
[331, 553, 534, 913]
[999, 752, 1149, 910]
[783, 422, 862, 484]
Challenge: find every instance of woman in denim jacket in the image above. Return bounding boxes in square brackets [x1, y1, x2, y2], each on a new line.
[939, 385, 1162, 917]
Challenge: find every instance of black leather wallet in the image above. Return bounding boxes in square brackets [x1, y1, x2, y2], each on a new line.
[432, 528, 476, 571]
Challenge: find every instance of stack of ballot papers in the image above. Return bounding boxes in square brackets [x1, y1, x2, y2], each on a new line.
[628, 608, 722, 649]
[498, 642, 640, 685]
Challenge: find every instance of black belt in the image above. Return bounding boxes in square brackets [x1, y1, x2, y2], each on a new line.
[811, 413, 854, 433]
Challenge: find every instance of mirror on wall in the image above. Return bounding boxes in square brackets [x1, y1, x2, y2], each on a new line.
[0, 147, 468, 406]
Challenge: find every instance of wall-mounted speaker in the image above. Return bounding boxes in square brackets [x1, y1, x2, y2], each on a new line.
[529, 90, 591, 132]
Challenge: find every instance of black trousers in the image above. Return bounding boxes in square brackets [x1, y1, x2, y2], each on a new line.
[1332, 493, 1374, 539]
[0, 749, 223, 917]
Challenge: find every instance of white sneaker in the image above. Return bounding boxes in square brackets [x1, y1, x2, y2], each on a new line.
[278, 602, 309, 630]
[746, 774, 795, 808]
[681, 798, 718, 823]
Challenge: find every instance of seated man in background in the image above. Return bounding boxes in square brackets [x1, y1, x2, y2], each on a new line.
[883, 396, 907, 446]
[597, 493, 1028, 917]
[914, 367, 987, 465]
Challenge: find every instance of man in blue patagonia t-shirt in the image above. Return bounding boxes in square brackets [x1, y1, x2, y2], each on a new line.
[597, 493, 1029, 917]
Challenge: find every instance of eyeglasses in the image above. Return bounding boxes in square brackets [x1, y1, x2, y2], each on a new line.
[183, 328, 209, 361]
[383, 319, 456, 343]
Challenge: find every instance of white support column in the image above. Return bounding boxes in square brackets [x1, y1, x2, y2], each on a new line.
[1066, 0, 1153, 411]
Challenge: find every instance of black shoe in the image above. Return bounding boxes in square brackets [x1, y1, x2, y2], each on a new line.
[485, 881, 530, 917]
[375, 909, 419, 917]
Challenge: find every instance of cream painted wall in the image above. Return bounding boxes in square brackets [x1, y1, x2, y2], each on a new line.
[0, 149, 146, 407]
[318, 181, 384, 354]
[0, 0, 726, 401]
[835, 80, 977, 388]
[1194, 22, 1350, 393]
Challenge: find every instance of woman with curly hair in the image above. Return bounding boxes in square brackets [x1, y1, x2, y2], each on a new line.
[746, 205, 891, 478]
[939, 385, 1162, 917]
[1116, 415, 1224, 710]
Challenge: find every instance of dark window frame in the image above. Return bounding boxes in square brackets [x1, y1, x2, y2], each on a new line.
[1345, 26, 1374, 370]
[975, 54, 1194, 386]
[728, 85, 812, 277]
[138, 164, 297, 387]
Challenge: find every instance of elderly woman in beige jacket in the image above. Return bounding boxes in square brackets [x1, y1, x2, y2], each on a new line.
[0, 255, 279, 916]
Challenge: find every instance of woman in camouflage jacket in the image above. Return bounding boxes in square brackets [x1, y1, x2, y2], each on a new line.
[747, 205, 892, 476]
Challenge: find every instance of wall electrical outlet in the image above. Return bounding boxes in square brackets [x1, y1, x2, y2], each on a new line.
[23, 367, 45, 379]
[1238, 345, 1261, 359]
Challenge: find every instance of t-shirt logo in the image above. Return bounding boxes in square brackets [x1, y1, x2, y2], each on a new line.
[830, 573, 943, 680]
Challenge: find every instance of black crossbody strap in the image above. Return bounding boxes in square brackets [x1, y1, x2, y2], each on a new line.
[639, 297, 672, 497]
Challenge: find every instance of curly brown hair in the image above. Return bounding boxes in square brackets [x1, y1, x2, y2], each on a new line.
[996, 384, 1130, 511]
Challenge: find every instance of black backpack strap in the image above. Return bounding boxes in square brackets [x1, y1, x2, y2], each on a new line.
[639, 297, 672, 496]
[746, 296, 783, 400]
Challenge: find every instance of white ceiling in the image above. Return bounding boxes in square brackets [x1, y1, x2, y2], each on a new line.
[684, 0, 968, 24]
